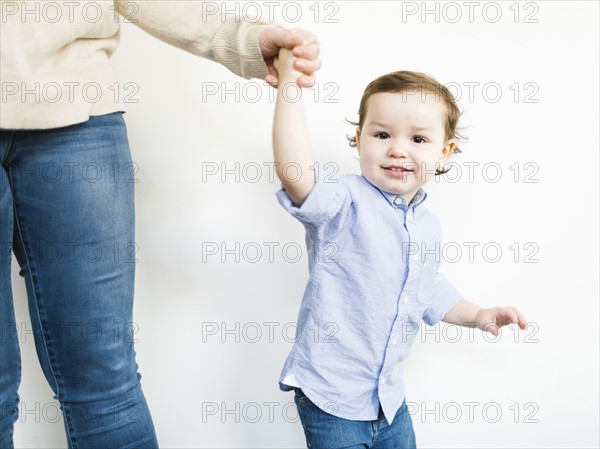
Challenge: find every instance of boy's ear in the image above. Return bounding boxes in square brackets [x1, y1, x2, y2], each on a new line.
[441, 138, 456, 162]
[355, 127, 361, 152]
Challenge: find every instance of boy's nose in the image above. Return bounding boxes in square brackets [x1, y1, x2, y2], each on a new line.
[388, 141, 409, 157]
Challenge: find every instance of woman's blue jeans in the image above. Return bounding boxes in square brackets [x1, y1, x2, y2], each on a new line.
[0, 112, 158, 448]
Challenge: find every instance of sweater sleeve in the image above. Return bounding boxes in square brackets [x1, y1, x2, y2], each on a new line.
[115, 0, 272, 80]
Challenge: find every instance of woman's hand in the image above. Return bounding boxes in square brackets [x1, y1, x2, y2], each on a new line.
[258, 26, 321, 88]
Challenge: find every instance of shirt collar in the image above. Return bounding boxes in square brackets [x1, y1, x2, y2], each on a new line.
[359, 175, 428, 210]
[378, 186, 428, 210]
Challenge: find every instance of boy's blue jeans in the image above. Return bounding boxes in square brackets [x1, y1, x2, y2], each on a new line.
[0, 112, 158, 448]
[294, 388, 416, 449]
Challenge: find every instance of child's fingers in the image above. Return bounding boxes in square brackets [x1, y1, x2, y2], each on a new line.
[479, 312, 498, 335]
[492, 308, 514, 327]
[481, 307, 527, 334]
[507, 308, 520, 325]
[485, 322, 499, 336]
[515, 309, 528, 329]
[500, 307, 528, 330]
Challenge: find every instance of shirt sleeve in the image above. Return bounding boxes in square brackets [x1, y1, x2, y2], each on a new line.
[115, 0, 272, 80]
[275, 167, 351, 238]
[423, 272, 463, 326]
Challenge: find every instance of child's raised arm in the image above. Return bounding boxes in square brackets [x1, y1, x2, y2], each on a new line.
[272, 48, 315, 206]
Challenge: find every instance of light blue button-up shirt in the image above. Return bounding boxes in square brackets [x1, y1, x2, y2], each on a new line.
[275, 171, 463, 424]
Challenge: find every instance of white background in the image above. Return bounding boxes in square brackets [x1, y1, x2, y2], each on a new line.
[11, 1, 599, 447]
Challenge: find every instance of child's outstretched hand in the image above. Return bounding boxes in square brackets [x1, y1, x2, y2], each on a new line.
[474, 307, 527, 336]
[272, 48, 305, 88]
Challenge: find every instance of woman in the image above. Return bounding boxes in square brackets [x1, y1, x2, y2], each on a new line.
[0, 2, 320, 447]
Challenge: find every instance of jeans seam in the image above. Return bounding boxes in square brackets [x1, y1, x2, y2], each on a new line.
[371, 419, 377, 444]
[295, 396, 313, 448]
[1, 160, 19, 448]
[1, 130, 16, 166]
[63, 404, 77, 448]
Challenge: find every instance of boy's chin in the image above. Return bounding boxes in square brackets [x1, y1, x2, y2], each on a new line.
[362, 172, 420, 195]
[374, 179, 415, 196]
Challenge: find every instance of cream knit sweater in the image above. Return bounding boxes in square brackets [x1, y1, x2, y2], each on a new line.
[0, 1, 272, 129]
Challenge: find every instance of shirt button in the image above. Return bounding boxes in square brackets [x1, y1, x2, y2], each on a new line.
[393, 197, 403, 206]
[411, 254, 419, 262]
[391, 338, 398, 346]
[402, 295, 409, 305]
[381, 378, 387, 385]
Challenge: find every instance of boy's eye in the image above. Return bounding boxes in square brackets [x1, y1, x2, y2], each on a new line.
[374, 132, 390, 139]
[413, 136, 426, 144]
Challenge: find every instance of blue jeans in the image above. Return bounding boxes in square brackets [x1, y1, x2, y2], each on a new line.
[294, 388, 416, 449]
[0, 112, 158, 448]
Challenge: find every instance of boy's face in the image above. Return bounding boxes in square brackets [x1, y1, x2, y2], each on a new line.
[356, 91, 455, 204]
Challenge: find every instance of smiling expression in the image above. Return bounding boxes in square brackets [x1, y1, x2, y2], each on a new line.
[356, 91, 455, 204]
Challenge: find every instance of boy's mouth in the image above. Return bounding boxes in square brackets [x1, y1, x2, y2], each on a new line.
[382, 165, 414, 172]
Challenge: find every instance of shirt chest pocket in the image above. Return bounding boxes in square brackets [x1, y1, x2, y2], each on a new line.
[416, 259, 437, 305]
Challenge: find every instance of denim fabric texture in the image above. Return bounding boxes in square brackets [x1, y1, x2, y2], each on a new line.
[294, 387, 416, 449]
[1, 112, 157, 448]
